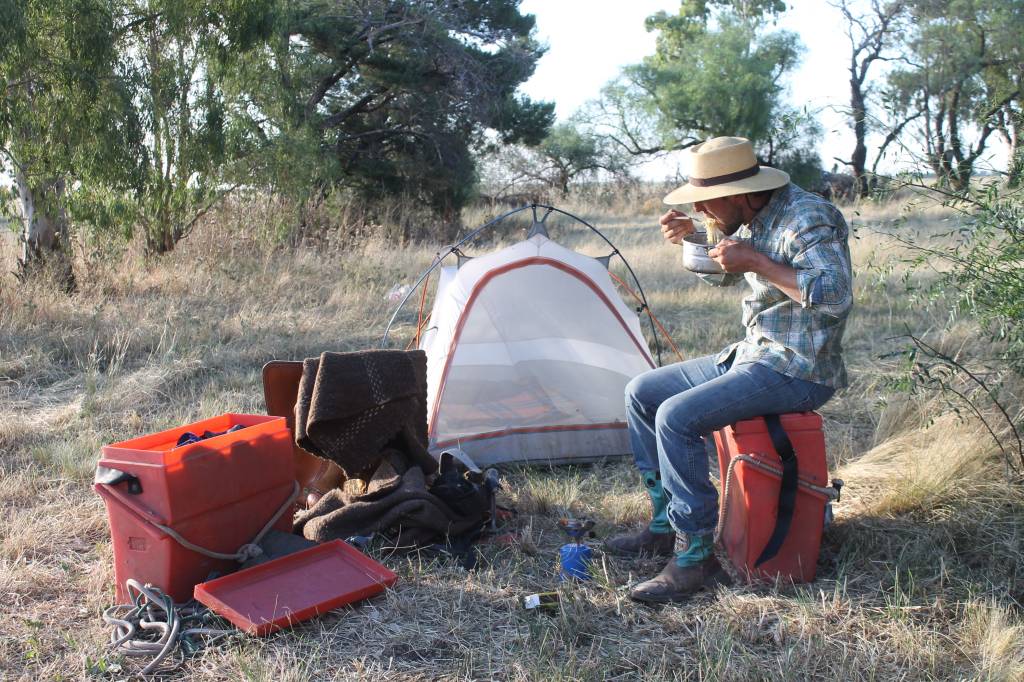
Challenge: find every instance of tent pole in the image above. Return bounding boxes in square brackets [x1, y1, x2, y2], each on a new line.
[380, 205, 533, 348]
[380, 203, 664, 367]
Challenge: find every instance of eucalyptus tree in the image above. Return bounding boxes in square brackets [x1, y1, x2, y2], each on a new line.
[583, 0, 819, 181]
[226, 0, 553, 239]
[638, 14, 800, 148]
[980, 3, 1024, 187]
[497, 121, 633, 197]
[113, 0, 276, 254]
[0, 0, 141, 288]
[993, 94, 1023, 188]
[832, 0, 908, 197]
[886, 0, 1023, 190]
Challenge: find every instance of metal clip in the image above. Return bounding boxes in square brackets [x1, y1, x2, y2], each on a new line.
[831, 478, 844, 502]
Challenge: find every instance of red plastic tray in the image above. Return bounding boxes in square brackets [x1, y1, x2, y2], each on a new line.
[193, 540, 397, 636]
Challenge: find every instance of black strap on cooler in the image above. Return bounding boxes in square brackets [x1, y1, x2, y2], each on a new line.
[754, 413, 798, 567]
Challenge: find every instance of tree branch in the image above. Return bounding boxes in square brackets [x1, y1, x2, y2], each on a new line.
[317, 92, 382, 130]
[115, 11, 163, 38]
[901, 331, 1023, 476]
[871, 111, 922, 175]
[175, 184, 239, 243]
[305, 64, 357, 115]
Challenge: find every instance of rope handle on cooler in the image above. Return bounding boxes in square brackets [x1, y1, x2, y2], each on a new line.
[148, 480, 301, 563]
[715, 453, 843, 544]
[98, 477, 301, 563]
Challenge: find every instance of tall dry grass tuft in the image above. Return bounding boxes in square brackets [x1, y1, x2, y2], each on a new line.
[961, 600, 1024, 680]
[839, 410, 1001, 515]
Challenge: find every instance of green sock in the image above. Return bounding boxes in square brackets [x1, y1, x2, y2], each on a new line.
[642, 471, 672, 534]
[674, 534, 713, 568]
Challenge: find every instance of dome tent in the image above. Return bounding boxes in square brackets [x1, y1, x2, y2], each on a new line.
[382, 206, 660, 467]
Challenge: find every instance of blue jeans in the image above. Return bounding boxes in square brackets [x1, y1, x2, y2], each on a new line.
[625, 355, 835, 537]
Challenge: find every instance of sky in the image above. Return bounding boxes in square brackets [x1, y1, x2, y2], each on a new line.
[516, 0, 1006, 180]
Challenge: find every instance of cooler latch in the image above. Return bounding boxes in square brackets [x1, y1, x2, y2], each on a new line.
[94, 465, 143, 494]
[830, 478, 844, 502]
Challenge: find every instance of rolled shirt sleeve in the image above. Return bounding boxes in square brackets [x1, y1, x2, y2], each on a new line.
[789, 223, 853, 318]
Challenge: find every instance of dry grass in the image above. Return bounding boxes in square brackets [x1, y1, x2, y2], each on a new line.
[0, 192, 1022, 681]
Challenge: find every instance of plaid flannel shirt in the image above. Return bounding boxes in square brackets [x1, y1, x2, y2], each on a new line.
[704, 183, 853, 388]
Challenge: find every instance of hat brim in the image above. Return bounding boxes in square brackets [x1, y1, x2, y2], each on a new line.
[663, 167, 790, 205]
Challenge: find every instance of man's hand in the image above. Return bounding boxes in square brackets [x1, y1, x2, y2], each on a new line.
[708, 239, 765, 273]
[710, 239, 802, 301]
[659, 209, 696, 245]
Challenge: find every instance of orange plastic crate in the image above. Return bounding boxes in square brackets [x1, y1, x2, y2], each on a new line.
[96, 414, 295, 602]
[714, 412, 830, 583]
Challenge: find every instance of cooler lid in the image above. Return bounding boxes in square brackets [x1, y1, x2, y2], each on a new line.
[194, 539, 397, 636]
[729, 411, 822, 435]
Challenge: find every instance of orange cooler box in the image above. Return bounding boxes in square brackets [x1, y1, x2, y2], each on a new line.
[95, 414, 296, 602]
[714, 412, 836, 583]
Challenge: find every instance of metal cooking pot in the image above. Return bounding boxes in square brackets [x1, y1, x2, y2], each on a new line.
[681, 232, 727, 274]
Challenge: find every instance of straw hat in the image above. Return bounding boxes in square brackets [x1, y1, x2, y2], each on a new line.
[663, 136, 789, 205]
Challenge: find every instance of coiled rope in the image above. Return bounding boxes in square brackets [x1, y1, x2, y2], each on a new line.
[103, 579, 235, 676]
[100, 481, 300, 674]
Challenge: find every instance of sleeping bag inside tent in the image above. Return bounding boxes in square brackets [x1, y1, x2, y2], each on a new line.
[418, 232, 655, 466]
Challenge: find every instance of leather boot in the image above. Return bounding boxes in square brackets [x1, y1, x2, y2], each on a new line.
[629, 534, 732, 604]
[605, 526, 676, 557]
[605, 471, 675, 557]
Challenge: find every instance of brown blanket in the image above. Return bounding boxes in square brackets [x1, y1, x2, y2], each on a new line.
[293, 455, 482, 547]
[294, 349, 435, 479]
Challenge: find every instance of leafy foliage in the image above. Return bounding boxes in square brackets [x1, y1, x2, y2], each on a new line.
[932, 191, 1024, 368]
[3, 0, 551, 257]
[884, 0, 1024, 189]
[583, 0, 819, 181]
[760, 107, 824, 189]
[634, 11, 801, 149]
[112, 0, 277, 254]
[491, 122, 634, 197]
[0, 0, 143, 282]
[226, 0, 553, 237]
[886, 182, 1024, 477]
[6, 0, 1024, 276]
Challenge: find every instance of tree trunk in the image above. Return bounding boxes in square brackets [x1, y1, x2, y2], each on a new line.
[930, 149, 972, 191]
[558, 169, 571, 197]
[1008, 111, 1023, 188]
[850, 79, 870, 198]
[145, 220, 176, 255]
[950, 165, 971, 192]
[14, 169, 75, 292]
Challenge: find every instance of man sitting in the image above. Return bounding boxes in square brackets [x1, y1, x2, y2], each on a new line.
[606, 136, 854, 604]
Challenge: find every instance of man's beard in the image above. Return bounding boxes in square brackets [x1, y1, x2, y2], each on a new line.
[719, 217, 744, 235]
[702, 211, 742, 235]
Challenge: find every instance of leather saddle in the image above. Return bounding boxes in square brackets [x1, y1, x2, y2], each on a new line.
[262, 360, 345, 508]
